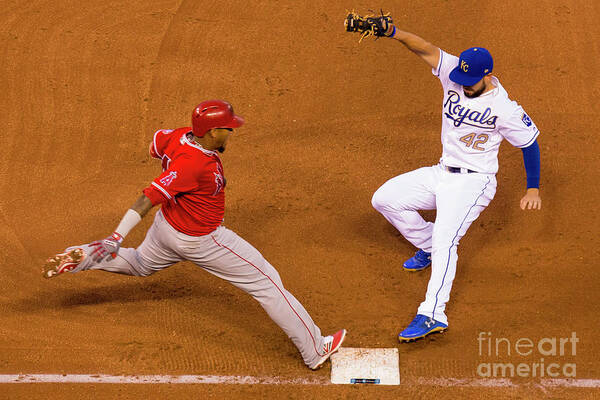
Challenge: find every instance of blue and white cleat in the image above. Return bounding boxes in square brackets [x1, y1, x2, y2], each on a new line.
[403, 249, 431, 271]
[398, 314, 447, 342]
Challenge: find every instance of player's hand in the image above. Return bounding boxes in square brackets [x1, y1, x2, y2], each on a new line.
[89, 232, 124, 262]
[520, 188, 541, 210]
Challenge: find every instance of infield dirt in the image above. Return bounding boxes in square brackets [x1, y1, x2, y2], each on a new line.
[1, 1, 598, 398]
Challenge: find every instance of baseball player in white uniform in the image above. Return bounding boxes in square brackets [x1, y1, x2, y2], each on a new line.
[365, 24, 542, 341]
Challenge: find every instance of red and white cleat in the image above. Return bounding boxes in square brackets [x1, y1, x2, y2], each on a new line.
[42, 248, 85, 279]
[310, 329, 347, 370]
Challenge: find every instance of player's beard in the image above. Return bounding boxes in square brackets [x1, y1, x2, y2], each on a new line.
[464, 82, 487, 98]
[217, 146, 226, 153]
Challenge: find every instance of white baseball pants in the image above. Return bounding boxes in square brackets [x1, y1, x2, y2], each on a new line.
[371, 163, 497, 325]
[71, 210, 327, 368]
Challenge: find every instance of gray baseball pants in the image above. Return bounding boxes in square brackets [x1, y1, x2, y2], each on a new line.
[71, 210, 327, 367]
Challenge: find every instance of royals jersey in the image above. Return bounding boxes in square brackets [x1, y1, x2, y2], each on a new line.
[433, 50, 540, 174]
[143, 127, 226, 236]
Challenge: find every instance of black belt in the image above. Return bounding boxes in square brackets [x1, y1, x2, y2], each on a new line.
[446, 166, 477, 174]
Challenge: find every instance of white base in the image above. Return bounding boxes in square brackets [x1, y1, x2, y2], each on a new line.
[330, 347, 400, 385]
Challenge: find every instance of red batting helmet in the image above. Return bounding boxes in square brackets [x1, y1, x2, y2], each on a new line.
[191, 100, 245, 138]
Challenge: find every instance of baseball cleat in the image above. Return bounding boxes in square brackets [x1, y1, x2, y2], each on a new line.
[398, 314, 447, 342]
[403, 249, 431, 271]
[42, 248, 85, 279]
[309, 329, 347, 370]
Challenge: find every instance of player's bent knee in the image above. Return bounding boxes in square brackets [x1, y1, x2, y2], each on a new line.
[432, 238, 460, 252]
[133, 264, 159, 277]
[371, 189, 389, 212]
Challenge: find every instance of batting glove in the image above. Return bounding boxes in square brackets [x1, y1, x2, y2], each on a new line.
[89, 232, 124, 263]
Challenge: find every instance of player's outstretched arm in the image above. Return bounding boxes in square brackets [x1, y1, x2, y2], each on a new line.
[131, 194, 154, 217]
[344, 12, 439, 69]
[388, 26, 440, 70]
[89, 194, 154, 262]
[519, 140, 541, 210]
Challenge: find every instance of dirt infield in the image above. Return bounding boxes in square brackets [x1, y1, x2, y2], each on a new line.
[1, 0, 598, 398]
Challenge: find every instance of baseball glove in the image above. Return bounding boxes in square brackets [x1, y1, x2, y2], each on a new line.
[344, 10, 394, 42]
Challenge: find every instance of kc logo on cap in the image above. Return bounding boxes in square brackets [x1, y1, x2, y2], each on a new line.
[449, 47, 494, 86]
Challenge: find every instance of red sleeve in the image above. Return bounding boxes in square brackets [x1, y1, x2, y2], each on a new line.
[143, 158, 200, 206]
[149, 129, 174, 159]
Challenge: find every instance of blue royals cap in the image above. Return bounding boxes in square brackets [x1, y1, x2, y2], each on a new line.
[449, 47, 493, 86]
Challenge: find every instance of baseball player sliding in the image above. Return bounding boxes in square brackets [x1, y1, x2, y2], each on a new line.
[345, 13, 542, 341]
[43, 100, 346, 369]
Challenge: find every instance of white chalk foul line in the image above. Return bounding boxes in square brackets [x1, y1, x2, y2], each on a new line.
[414, 377, 600, 388]
[0, 374, 329, 385]
[0, 375, 598, 387]
[541, 379, 600, 388]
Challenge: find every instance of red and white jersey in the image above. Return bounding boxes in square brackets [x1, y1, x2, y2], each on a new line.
[433, 49, 540, 174]
[143, 127, 226, 236]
